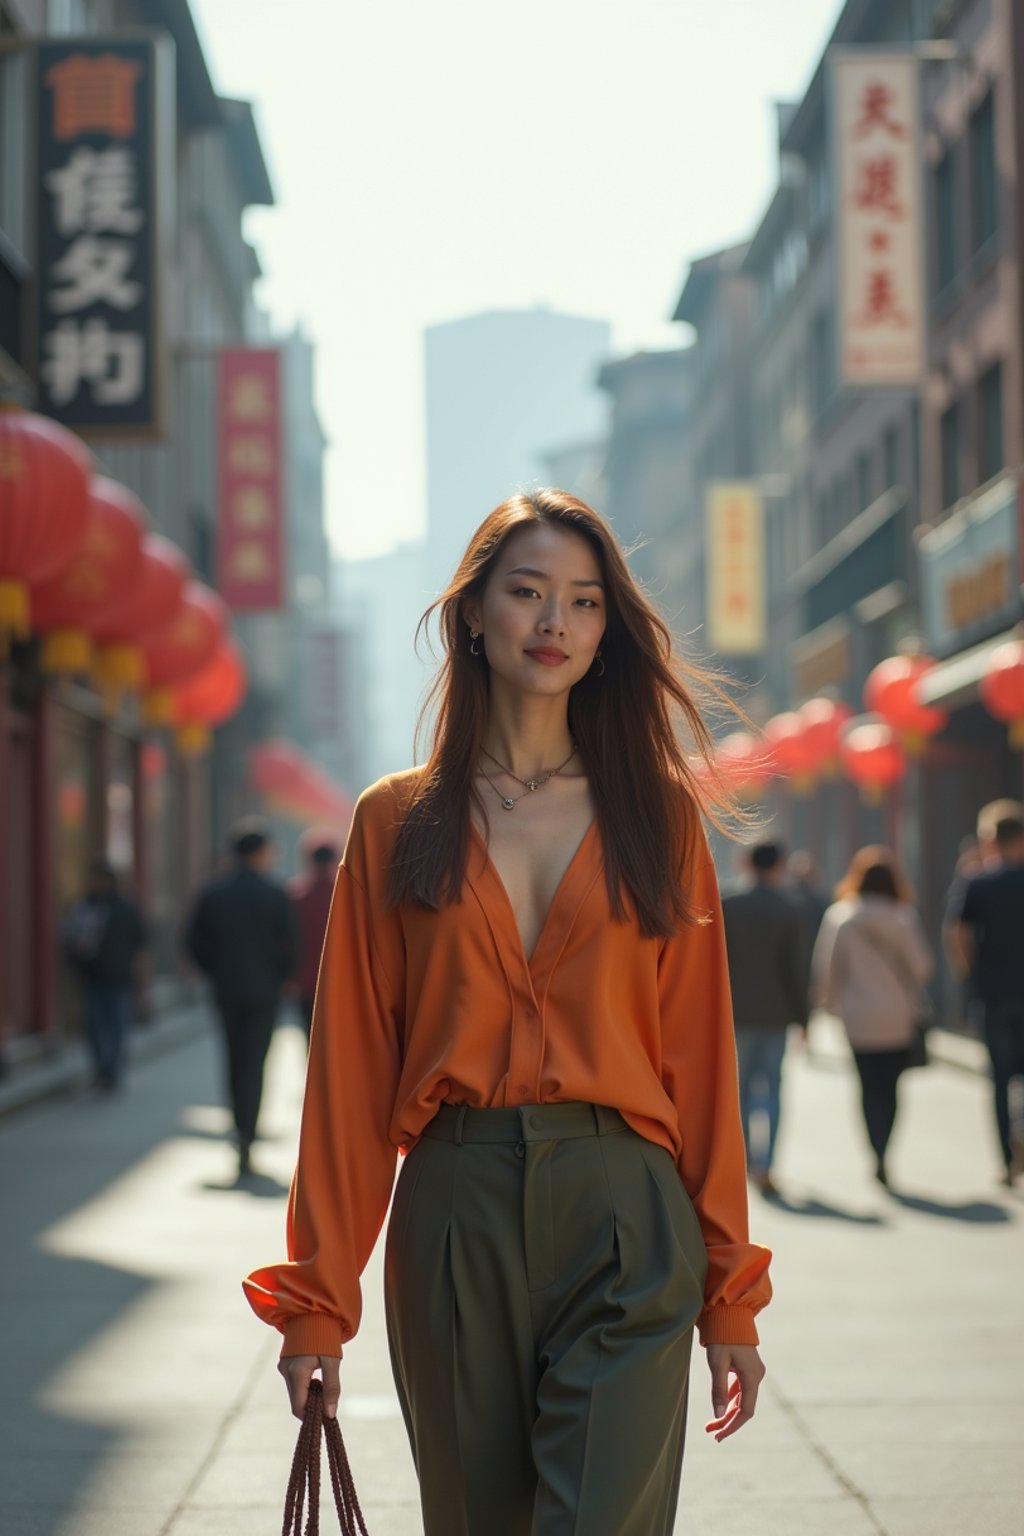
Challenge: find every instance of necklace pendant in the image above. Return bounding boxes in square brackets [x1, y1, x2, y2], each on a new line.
[525, 779, 539, 792]
[502, 796, 515, 810]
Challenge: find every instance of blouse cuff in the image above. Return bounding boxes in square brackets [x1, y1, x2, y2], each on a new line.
[697, 1304, 760, 1347]
[280, 1313, 347, 1359]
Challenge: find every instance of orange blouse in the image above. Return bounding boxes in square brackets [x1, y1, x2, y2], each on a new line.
[243, 769, 772, 1356]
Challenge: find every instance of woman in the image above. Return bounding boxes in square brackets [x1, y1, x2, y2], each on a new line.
[244, 490, 771, 1536]
[812, 846, 933, 1188]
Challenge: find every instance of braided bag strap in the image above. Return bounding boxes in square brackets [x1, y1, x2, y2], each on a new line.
[283, 1380, 369, 1536]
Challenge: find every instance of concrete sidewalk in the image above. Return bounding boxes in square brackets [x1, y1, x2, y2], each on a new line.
[0, 1015, 1020, 1536]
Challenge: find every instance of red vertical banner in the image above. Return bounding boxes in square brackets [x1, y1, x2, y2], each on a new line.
[217, 348, 284, 610]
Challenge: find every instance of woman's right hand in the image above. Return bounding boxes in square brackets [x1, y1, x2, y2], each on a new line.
[278, 1354, 342, 1420]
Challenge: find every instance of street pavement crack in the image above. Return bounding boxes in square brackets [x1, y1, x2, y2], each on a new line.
[766, 1376, 892, 1536]
[158, 1340, 278, 1535]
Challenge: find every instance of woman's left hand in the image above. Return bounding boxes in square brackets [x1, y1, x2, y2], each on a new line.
[704, 1343, 766, 1442]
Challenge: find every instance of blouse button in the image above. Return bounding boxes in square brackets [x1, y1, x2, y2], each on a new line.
[514, 1141, 526, 1158]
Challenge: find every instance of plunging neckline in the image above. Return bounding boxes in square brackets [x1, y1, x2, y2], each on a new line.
[469, 816, 599, 969]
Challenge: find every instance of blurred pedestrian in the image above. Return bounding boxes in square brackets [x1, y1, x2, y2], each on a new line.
[812, 847, 932, 1188]
[63, 858, 146, 1092]
[288, 835, 341, 1035]
[721, 840, 806, 1197]
[185, 818, 299, 1178]
[245, 491, 770, 1533]
[947, 812, 1024, 1185]
[941, 800, 1022, 988]
[786, 850, 829, 1024]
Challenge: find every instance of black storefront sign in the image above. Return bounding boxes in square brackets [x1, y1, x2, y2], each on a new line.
[34, 38, 164, 435]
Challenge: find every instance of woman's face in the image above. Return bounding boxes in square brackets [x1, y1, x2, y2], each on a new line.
[464, 523, 607, 696]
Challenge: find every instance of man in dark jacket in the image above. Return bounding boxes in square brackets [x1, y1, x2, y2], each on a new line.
[186, 819, 299, 1177]
[64, 859, 146, 1091]
[948, 812, 1024, 1185]
[722, 841, 806, 1197]
[287, 837, 340, 1036]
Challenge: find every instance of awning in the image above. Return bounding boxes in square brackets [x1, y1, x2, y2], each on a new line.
[917, 629, 1019, 709]
[249, 739, 354, 827]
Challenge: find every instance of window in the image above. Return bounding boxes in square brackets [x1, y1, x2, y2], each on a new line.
[815, 493, 829, 550]
[970, 91, 998, 250]
[978, 364, 1004, 484]
[856, 451, 872, 513]
[935, 149, 957, 291]
[0, 48, 27, 254]
[830, 480, 845, 539]
[940, 402, 960, 510]
[883, 424, 901, 490]
[811, 311, 833, 413]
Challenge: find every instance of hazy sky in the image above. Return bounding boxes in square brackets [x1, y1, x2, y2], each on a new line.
[191, 0, 844, 562]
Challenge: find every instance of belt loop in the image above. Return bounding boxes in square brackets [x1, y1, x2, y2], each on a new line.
[454, 1104, 468, 1146]
[591, 1103, 603, 1136]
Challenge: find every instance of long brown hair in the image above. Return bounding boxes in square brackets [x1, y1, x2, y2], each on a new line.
[834, 845, 914, 904]
[388, 489, 747, 937]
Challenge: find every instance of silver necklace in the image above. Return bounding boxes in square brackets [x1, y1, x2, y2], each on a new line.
[478, 743, 577, 811]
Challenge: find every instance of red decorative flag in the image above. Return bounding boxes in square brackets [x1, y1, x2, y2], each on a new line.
[217, 348, 284, 610]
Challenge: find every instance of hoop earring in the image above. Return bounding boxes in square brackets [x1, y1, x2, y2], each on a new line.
[594, 649, 605, 677]
[469, 629, 481, 657]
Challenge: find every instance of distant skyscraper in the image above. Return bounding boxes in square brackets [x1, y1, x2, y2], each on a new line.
[424, 307, 611, 595]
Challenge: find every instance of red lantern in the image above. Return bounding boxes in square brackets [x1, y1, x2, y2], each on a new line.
[980, 639, 1024, 748]
[864, 654, 947, 753]
[29, 476, 146, 675]
[92, 533, 189, 703]
[839, 720, 906, 804]
[0, 405, 92, 649]
[141, 582, 227, 722]
[798, 697, 853, 777]
[764, 712, 818, 794]
[716, 731, 775, 798]
[171, 639, 247, 754]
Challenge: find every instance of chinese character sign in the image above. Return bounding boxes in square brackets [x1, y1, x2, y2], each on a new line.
[705, 483, 765, 655]
[217, 349, 285, 611]
[833, 52, 924, 386]
[35, 40, 162, 432]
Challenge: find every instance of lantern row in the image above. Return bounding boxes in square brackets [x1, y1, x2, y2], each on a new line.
[0, 405, 246, 750]
[704, 646, 1024, 803]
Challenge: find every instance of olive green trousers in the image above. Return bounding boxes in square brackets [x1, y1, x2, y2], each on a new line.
[384, 1100, 708, 1536]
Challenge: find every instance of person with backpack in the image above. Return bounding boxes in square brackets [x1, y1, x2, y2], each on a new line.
[63, 859, 147, 1092]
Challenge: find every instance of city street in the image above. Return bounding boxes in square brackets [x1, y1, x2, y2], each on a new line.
[1, 1016, 1021, 1536]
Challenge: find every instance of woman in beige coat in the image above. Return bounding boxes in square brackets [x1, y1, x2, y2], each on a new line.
[812, 847, 933, 1186]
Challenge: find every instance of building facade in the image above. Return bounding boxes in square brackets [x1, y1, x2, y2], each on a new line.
[599, 0, 1024, 1010]
[0, 0, 335, 1068]
[595, 348, 696, 625]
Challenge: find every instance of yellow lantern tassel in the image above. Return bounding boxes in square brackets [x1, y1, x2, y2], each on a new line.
[0, 577, 29, 655]
[41, 628, 93, 676]
[860, 782, 885, 807]
[176, 721, 210, 756]
[143, 687, 174, 726]
[93, 642, 143, 713]
[1010, 719, 1024, 750]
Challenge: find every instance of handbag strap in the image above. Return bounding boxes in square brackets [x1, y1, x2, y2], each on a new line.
[283, 1380, 370, 1536]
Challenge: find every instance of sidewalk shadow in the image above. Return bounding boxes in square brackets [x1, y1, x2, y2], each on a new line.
[759, 1189, 886, 1225]
[200, 1170, 292, 1198]
[887, 1189, 1011, 1223]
